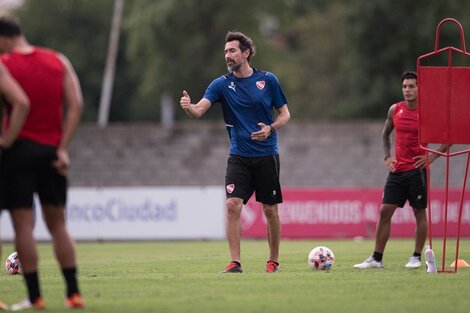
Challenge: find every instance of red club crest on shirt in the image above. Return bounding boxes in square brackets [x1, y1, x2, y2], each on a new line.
[226, 184, 235, 194]
[256, 81, 265, 90]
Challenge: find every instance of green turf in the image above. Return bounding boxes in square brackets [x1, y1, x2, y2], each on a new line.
[1, 239, 469, 313]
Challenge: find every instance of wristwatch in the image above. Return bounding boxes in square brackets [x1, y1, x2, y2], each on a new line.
[269, 124, 276, 134]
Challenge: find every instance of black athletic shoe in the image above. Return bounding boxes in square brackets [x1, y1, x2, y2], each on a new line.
[222, 261, 243, 273]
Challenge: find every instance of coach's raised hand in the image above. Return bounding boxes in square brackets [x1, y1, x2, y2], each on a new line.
[180, 90, 196, 118]
[180, 90, 191, 109]
[180, 90, 211, 119]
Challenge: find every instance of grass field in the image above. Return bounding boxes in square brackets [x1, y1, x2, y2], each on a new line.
[1, 239, 469, 313]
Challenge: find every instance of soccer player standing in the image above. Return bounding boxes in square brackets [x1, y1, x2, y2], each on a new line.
[0, 16, 84, 309]
[0, 42, 30, 312]
[354, 71, 447, 269]
[180, 31, 290, 273]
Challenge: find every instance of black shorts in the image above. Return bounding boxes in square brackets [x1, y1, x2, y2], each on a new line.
[382, 168, 427, 209]
[225, 155, 283, 205]
[0, 139, 67, 210]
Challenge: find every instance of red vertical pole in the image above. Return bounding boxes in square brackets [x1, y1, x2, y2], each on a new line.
[440, 150, 450, 272]
[426, 150, 433, 249]
[454, 152, 470, 272]
[440, 49, 453, 272]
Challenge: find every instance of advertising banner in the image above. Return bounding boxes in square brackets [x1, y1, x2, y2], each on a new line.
[0, 187, 225, 241]
[2, 187, 468, 241]
[242, 188, 470, 238]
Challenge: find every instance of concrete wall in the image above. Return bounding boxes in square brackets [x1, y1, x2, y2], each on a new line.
[69, 121, 469, 188]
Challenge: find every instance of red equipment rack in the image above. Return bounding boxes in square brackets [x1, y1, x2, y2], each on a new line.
[417, 18, 470, 273]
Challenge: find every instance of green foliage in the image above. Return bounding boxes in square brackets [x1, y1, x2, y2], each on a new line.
[13, 0, 142, 122]
[9, 0, 470, 122]
[1, 240, 469, 312]
[345, 0, 470, 118]
[124, 0, 284, 121]
[15, 0, 116, 121]
[271, 1, 355, 120]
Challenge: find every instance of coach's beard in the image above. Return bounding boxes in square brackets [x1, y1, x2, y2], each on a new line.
[227, 62, 241, 73]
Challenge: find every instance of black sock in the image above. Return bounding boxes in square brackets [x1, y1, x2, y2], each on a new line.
[372, 251, 383, 262]
[23, 272, 41, 303]
[62, 267, 80, 297]
[232, 261, 241, 266]
[413, 252, 421, 260]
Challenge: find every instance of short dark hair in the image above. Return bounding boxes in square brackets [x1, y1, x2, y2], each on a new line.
[0, 16, 22, 37]
[225, 31, 256, 62]
[401, 71, 417, 82]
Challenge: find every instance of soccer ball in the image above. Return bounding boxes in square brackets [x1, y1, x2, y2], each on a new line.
[5, 251, 22, 275]
[308, 246, 335, 271]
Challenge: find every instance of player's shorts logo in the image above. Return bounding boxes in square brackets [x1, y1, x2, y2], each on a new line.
[256, 81, 265, 90]
[226, 183, 235, 194]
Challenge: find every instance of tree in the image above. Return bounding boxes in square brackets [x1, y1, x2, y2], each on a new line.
[125, 0, 288, 121]
[12, 0, 470, 122]
[268, 1, 354, 120]
[345, 0, 470, 118]
[15, 0, 139, 122]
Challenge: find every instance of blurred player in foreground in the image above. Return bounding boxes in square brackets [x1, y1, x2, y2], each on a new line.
[0, 42, 30, 311]
[180, 31, 290, 273]
[354, 71, 447, 269]
[0, 16, 84, 309]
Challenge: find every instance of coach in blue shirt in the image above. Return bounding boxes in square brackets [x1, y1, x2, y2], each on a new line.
[180, 31, 290, 274]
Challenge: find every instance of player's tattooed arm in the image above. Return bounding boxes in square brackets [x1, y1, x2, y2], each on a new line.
[382, 104, 396, 171]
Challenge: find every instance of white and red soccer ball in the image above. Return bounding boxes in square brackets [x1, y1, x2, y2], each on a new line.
[5, 251, 22, 275]
[308, 246, 335, 271]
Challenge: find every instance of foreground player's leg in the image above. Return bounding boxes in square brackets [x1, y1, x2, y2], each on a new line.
[0, 242, 7, 310]
[43, 205, 84, 308]
[10, 208, 45, 309]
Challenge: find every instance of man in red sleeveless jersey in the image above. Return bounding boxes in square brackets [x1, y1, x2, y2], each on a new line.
[354, 71, 447, 270]
[0, 16, 84, 309]
[0, 41, 30, 312]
